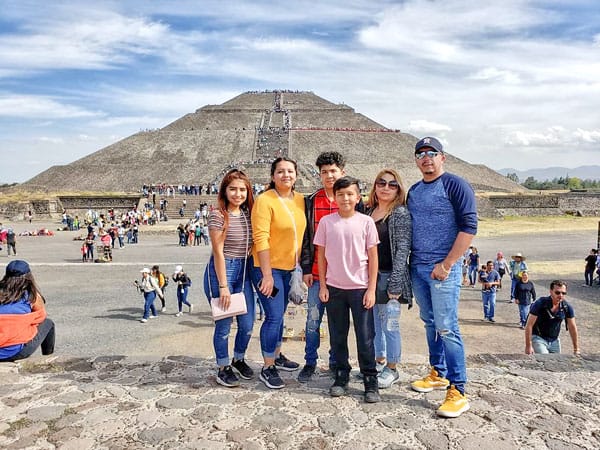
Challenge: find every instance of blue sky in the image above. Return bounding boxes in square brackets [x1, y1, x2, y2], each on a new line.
[1, 0, 599, 183]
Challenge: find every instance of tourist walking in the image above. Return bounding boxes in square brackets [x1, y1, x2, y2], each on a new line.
[408, 137, 477, 418]
[514, 271, 536, 329]
[135, 268, 163, 323]
[493, 251, 508, 289]
[509, 253, 528, 302]
[584, 249, 598, 287]
[524, 280, 579, 355]
[366, 169, 412, 389]
[172, 265, 193, 317]
[203, 169, 256, 387]
[250, 157, 306, 389]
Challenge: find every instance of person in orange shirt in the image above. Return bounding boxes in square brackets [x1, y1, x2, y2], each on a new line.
[0, 260, 55, 361]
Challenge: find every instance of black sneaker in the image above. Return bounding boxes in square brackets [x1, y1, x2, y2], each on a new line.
[274, 353, 300, 372]
[216, 366, 240, 388]
[259, 365, 285, 389]
[297, 364, 316, 383]
[231, 358, 254, 380]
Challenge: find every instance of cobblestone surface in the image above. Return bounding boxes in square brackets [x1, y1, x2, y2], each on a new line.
[1, 354, 599, 449]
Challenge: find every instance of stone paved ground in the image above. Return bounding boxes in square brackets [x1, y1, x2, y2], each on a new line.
[0, 219, 599, 449]
[1, 354, 599, 449]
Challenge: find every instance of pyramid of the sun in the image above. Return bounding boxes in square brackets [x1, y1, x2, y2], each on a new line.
[22, 90, 524, 193]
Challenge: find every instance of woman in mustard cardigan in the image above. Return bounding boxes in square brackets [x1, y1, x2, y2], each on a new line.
[251, 157, 306, 389]
[0, 260, 55, 362]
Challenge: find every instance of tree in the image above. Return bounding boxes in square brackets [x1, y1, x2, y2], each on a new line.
[506, 173, 519, 183]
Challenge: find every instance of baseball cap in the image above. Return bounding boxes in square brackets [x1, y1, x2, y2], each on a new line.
[415, 137, 443, 154]
[140, 267, 151, 274]
[6, 260, 31, 277]
[174, 265, 183, 274]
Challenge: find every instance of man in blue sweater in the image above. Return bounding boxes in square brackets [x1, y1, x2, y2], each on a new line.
[407, 137, 477, 418]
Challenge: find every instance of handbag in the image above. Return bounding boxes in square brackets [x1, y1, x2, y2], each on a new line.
[210, 291, 247, 320]
[208, 210, 249, 321]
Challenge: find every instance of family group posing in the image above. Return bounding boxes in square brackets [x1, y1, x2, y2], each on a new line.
[202, 136, 477, 418]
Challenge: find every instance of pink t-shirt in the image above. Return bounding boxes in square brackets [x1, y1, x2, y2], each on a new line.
[313, 212, 379, 289]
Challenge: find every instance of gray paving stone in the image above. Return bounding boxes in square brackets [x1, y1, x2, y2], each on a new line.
[26, 405, 66, 421]
[317, 415, 350, 437]
[415, 430, 450, 450]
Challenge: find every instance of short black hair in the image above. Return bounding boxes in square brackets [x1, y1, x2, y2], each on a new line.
[315, 151, 345, 170]
[333, 176, 360, 194]
[550, 280, 567, 290]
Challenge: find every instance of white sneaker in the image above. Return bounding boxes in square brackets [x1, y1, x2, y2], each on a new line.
[175, 312, 183, 317]
[378, 366, 400, 389]
[161, 307, 167, 312]
[150, 315, 158, 319]
[140, 318, 148, 323]
[189, 304, 194, 313]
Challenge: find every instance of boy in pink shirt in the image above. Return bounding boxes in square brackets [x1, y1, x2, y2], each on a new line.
[314, 176, 380, 403]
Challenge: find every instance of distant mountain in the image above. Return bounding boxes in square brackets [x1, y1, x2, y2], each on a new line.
[497, 165, 600, 182]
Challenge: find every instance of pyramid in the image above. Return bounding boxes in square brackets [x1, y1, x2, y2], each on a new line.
[22, 91, 525, 194]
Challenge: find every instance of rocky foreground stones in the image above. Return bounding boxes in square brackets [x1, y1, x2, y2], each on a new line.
[1, 353, 598, 449]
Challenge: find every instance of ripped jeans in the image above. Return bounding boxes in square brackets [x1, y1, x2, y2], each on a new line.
[204, 256, 255, 367]
[373, 271, 401, 364]
[303, 280, 335, 367]
[411, 262, 467, 392]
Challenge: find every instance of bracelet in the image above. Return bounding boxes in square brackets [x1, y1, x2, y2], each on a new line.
[440, 262, 450, 274]
[219, 285, 228, 289]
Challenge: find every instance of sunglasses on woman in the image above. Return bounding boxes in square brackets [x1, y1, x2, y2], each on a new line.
[375, 179, 400, 189]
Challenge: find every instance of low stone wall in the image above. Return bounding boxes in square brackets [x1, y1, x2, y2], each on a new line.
[482, 192, 600, 217]
[0, 200, 61, 221]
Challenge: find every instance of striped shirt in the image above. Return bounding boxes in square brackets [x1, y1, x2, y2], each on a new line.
[208, 209, 252, 258]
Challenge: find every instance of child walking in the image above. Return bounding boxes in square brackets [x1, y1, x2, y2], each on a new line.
[313, 176, 381, 403]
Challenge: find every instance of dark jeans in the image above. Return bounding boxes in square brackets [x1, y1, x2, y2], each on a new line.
[4, 318, 55, 361]
[325, 285, 377, 377]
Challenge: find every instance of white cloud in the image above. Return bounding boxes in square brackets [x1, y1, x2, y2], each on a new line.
[469, 67, 520, 84]
[37, 136, 64, 144]
[505, 127, 568, 147]
[573, 128, 600, 144]
[0, 95, 100, 119]
[407, 120, 452, 134]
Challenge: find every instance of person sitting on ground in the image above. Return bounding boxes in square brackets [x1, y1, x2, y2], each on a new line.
[524, 280, 579, 355]
[0, 260, 55, 362]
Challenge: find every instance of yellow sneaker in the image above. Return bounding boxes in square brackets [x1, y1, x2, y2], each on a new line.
[437, 385, 470, 418]
[410, 367, 450, 393]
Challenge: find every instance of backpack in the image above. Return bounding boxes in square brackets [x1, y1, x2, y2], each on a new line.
[160, 272, 169, 288]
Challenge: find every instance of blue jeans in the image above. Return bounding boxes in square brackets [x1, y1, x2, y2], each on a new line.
[143, 290, 157, 319]
[325, 285, 377, 376]
[176, 286, 192, 312]
[468, 264, 478, 285]
[532, 335, 561, 354]
[518, 303, 530, 327]
[510, 276, 518, 300]
[482, 290, 496, 320]
[204, 257, 255, 367]
[411, 262, 467, 392]
[373, 271, 401, 364]
[250, 266, 292, 358]
[303, 280, 335, 367]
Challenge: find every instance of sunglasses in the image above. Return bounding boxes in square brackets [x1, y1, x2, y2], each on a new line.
[375, 179, 400, 189]
[553, 291, 567, 296]
[415, 150, 440, 160]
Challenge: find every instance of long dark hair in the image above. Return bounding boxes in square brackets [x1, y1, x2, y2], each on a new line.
[267, 157, 298, 191]
[0, 272, 45, 305]
[217, 169, 254, 231]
